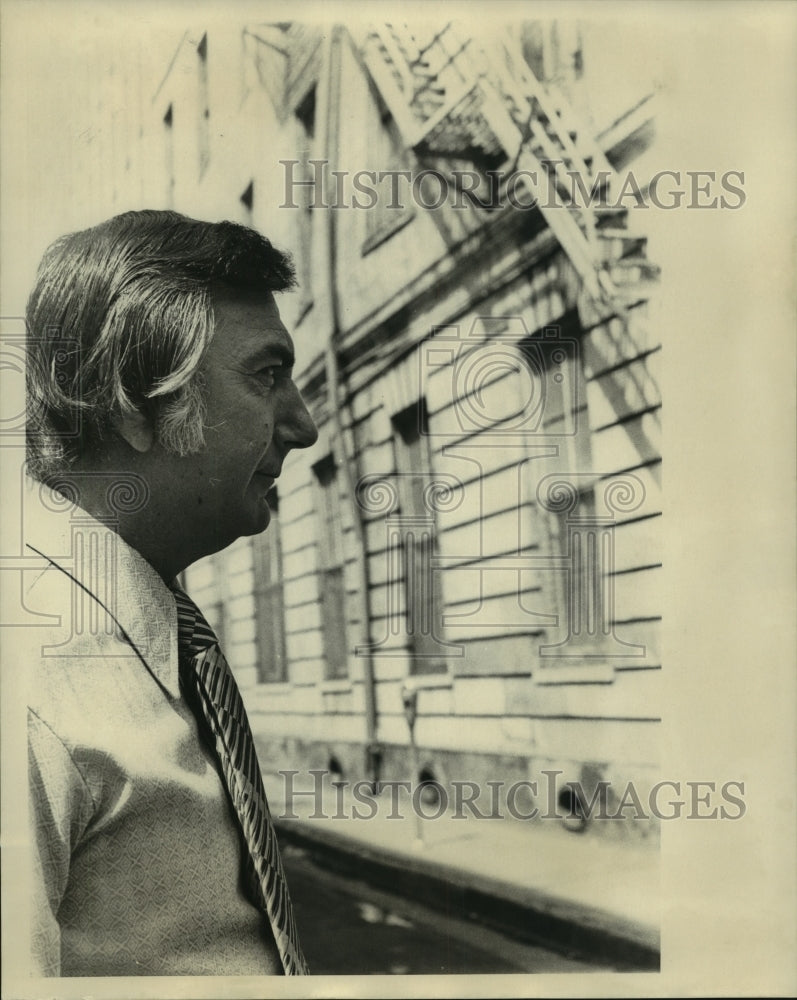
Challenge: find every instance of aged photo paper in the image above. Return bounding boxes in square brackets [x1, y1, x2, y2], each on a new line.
[1, 1, 795, 998]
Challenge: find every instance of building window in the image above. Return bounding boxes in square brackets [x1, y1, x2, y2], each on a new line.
[252, 488, 287, 683]
[520, 313, 596, 629]
[163, 103, 175, 209]
[202, 552, 227, 649]
[521, 20, 584, 87]
[392, 400, 447, 675]
[294, 86, 316, 318]
[240, 179, 254, 226]
[197, 32, 210, 178]
[362, 96, 414, 255]
[313, 453, 349, 680]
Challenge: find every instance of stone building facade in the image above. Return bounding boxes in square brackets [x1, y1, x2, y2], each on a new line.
[146, 19, 663, 834]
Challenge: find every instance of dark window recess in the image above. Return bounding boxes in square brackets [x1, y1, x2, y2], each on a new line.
[362, 95, 415, 255]
[518, 310, 596, 627]
[392, 401, 447, 675]
[253, 488, 287, 683]
[319, 566, 349, 680]
[163, 103, 175, 208]
[197, 32, 210, 177]
[313, 454, 349, 680]
[204, 600, 225, 649]
[294, 86, 316, 315]
[204, 556, 226, 650]
[240, 179, 254, 226]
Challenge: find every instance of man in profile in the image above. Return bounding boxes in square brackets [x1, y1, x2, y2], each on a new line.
[24, 211, 317, 976]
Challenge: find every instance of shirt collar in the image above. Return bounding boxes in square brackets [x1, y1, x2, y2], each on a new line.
[24, 478, 181, 699]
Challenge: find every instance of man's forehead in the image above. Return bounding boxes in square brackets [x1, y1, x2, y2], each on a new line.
[210, 289, 293, 355]
[211, 287, 283, 324]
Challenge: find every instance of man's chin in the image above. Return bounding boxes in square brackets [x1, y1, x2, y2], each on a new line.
[248, 498, 272, 535]
[245, 496, 271, 535]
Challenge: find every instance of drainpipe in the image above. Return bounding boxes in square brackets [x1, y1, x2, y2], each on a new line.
[315, 26, 379, 786]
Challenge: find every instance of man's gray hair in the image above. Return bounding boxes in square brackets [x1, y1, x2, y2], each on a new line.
[26, 210, 296, 480]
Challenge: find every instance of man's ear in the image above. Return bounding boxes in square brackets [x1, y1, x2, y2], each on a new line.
[113, 408, 155, 453]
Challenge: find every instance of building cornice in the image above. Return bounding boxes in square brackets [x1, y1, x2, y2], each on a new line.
[298, 204, 559, 405]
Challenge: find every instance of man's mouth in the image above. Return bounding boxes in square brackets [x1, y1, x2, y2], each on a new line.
[253, 470, 279, 502]
[254, 467, 279, 481]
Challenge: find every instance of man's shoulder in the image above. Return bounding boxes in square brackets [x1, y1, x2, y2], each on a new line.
[23, 563, 143, 715]
[23, 559, 175, 744]
[21, 488, 180, 708]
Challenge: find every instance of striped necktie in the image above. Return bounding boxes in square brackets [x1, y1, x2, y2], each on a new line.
[171, 585, 309, 976]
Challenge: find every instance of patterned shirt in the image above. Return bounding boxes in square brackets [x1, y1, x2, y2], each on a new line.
[24, 482, 283, 977]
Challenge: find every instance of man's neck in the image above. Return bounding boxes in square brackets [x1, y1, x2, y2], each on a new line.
[40, 470, 202, 583]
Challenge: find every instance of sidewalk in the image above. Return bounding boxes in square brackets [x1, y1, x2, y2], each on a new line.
[263, 773, 660, 970]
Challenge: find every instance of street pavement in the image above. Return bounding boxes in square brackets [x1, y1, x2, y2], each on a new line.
[264, 771, 661, 971]
[283, 843, 605, 975]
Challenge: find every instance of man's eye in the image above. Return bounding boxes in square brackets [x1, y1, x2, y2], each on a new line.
[257, 366, 281, 384]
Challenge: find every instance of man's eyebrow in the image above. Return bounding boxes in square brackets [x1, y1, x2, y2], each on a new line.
[245, 343, 295, 367]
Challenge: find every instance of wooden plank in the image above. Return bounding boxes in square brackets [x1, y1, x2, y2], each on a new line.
[591, 413, 662, 473]
[453, 634, 536, 677]
[284, 601, 322, 636]
[443, 589, 554, 641]
[281, 543, 318, 586]
[613, 619, 661, 666]
[438, 505, 535, 563]
[587, 350, 662, 429]
[443, 561, 544, 605]
[610, 565, 662, 624]
[612, 515, 662, 574]
[531, 667, 661, 721]
[583, 311, 659, 377]
[599, 463, 662, 524]
[534, 716, 659, 765]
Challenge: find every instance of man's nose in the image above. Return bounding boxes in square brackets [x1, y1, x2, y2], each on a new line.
[275, 385, 318, 451]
